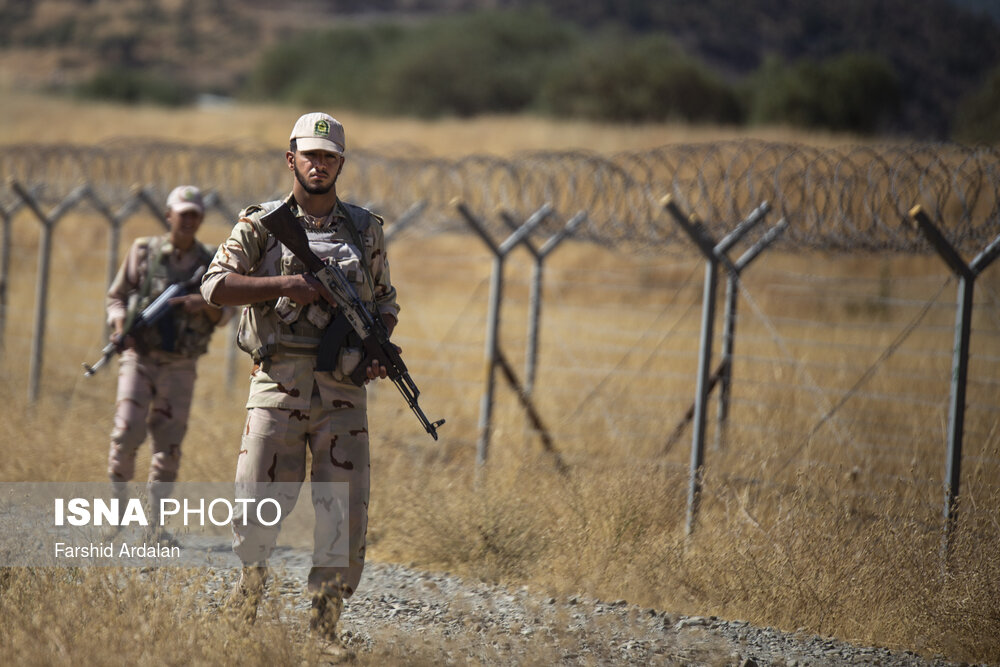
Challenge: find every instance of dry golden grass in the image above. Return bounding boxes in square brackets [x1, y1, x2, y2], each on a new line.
[1, 91, 999, 664]
[0, 89, 868, 157]
[0, 568, 318, 666]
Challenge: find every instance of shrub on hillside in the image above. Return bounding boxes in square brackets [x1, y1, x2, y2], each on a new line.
[241, 24, 406, 109]
[242, 10, 910, 135]
[75, 66, 195, 106]
[952, 65, 1000, 144]
[747, 53, 901, 134]
[539, 33, 743, 123]
[374, 10, 578, 117]
[242, 9, 578, 116]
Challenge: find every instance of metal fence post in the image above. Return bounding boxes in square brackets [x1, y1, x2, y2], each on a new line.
[82, 187, 145, 342]
[0, 194, 29, 355]
[10, 181, 91, 401]
[715, 215, 789, 449]
[500, 210, 587, 397]
[454, 201, 551, 468]
[202, 190, 242, 392]
[662, 196, 782, 535]
[384, 200, 427, 245]
[909, 206, 1000, 557]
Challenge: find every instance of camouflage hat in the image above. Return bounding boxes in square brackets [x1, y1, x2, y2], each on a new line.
[166, 185, 204, 214]
[290, 112, 346, 155]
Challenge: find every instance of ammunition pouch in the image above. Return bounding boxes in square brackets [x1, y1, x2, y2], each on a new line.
[236, 200, 378, 379]
[315, 314, 366, 385]
[239, 303, 366, 384]
[236, 301, 279, 363]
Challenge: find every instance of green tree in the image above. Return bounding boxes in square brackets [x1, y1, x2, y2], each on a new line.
[243, 9, 578, 116]
[242, 24, 404, 108]
[75, 67, 194, 106]
[953, 65, 1000, 144]
[748, 53, 900, 134]
[375, 9, 577, 117]
[540, 33, 742, 123]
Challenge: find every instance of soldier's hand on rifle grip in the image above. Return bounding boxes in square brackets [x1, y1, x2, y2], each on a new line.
[365, 359, 387, 383]
[364, 314, 400, 384]
[284, 273, 339, 309]
[110, 321, 132, 351]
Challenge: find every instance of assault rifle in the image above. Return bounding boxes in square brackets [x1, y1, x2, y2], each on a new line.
[82, 266, 207, 377]
[260, 202, 445, 441]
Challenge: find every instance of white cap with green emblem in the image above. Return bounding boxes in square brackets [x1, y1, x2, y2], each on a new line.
[290, 112, 346, 155]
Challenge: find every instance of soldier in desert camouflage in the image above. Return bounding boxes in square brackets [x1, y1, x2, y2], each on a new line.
[201, 112, 399, 643]
[105, 185, 228, 541]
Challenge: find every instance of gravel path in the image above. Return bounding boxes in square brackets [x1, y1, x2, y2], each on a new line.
[0, 517, 969, 666]
[185, 539, 964, 666]
[339, 562, 959, 666]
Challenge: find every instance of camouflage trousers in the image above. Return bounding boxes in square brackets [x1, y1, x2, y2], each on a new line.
[233, 380, 370, 597]
[107, 350, 196, 508]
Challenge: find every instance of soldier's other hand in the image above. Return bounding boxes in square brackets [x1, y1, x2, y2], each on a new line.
[169, 293, 210, 313]
[110, 331, 134, 351]
[365, 358, 389, 383]
[286, 273, 337, 308]
[364, 344, 402, 383]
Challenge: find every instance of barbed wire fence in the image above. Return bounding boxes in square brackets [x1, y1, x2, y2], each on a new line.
[2, 139, 999, 547]
[3, 139, 1000, 252]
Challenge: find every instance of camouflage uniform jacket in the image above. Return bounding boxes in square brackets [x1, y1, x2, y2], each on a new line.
[201, 196, 399, 410]
[107, 234, 223, 360]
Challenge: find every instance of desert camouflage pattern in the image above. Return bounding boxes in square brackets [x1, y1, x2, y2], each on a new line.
[107, 235, 219, 360]
[106, 234, 226, 505]
[202, 195, 397, 596]
[107, 349, 197, 504]
[202, 197, 398, 393]
[233, 381, 369, 595]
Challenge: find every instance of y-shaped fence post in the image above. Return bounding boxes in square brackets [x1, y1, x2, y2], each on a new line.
[9, 180, 92, 401]
[716, 212, 789, 450]
[662, 196, 782, 535]
[383, 200, 428, 245]
[499, 209, 587, 397]
[201, 190, 242, 392]
[0, 192, 33, 355]
[455, 201, 551, 468]
[83, 186, 144, 343]
[909, 206, 1000, 558]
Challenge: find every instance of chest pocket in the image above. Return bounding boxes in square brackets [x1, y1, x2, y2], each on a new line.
[273, 235, 370, 341]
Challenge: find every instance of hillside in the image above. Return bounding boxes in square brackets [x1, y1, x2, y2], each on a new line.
[512, 0, 1000, 138]
[0, 0, 998, 139]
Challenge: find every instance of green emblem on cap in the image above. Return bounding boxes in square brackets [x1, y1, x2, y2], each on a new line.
[182, 187, 197, 201]
[314, 119, 330, 137]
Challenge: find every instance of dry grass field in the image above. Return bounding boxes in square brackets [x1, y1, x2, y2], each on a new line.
[0, 90, 866, 156]
[1, 90, 999, 664]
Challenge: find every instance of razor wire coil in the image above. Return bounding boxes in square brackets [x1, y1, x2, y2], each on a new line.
[2, 139, 998, 254]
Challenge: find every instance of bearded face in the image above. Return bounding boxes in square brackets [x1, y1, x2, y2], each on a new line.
[290, 150, 343, 195]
